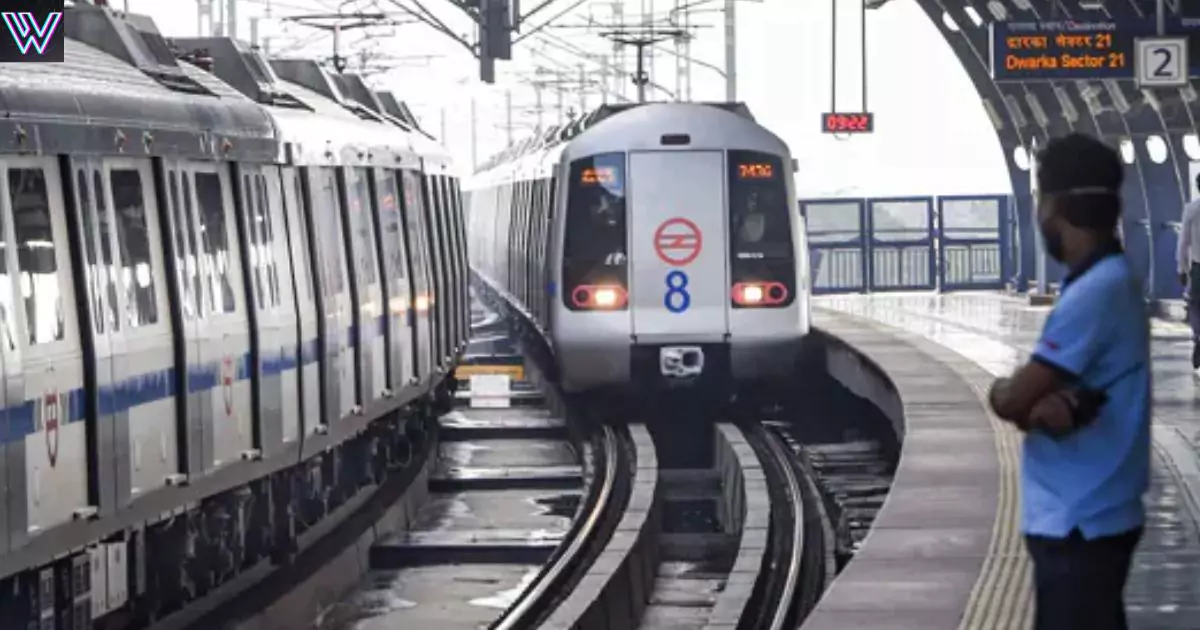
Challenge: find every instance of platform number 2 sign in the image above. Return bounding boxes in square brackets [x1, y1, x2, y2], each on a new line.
[654, 218, 703, 314]
[1136, 37, 1189, 88]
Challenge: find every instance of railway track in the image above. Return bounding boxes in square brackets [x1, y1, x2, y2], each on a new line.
[206, 299, 876, 630]
[613, 419, 827, 630]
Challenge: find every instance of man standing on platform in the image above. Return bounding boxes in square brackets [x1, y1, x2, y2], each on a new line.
[1176, 173, 1200, 369]
[987, 133, 1150, 630]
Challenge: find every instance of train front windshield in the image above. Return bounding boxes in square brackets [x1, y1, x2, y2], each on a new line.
[562, 152, 628, 311]
[728, 150, 796, 308]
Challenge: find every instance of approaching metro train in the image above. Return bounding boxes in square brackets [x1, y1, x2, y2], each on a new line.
[466, 102, 812, 402]
[0, 5, 468, 626]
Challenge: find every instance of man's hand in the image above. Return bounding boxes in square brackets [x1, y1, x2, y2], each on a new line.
[1028, 390, 1077, 437]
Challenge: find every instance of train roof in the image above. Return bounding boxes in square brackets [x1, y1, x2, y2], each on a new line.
[473, 101, 757, 175]
[166, 35, 453, 172]
[0, 5, 276, 161]
[563, 102, 788, 163]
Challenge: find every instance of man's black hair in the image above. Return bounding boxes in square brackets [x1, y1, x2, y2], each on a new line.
[1036, 133, 1123, 233]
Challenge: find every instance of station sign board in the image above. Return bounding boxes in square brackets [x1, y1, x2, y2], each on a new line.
[990, 18, 1200, 82]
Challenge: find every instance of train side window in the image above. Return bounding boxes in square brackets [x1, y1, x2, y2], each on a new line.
[562, 153, 627, 309]
[348, 168, 378, 286]
[243, 173, 266, 306]
[313, 168, 346, 298]
[181, 174, 206, 317]
[257, 174, 281, 307]
[400, 169, 430, 294]
[287, 170, 315, 304]
[167, 171, 196, 320]
[76, 170, 105, 333]
[377, 172, 407, 282]
[194, 172, 237, 314]
[94, 171, 121, 332]
[110, 169, 159, 328]
[9, 167, 65, 345]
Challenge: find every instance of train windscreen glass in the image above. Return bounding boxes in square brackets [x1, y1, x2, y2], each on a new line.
[727, 150, 795, 308]
[562, 152, 628, 311]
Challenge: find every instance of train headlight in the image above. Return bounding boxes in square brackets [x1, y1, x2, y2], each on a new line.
[742, 285, 764, 304]
[570, 284, 628, 310]
[594, 287, 618, 307]
[732, 282, 789, 307]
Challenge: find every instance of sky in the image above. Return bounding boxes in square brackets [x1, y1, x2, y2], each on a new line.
[120, 0, 1012, 198]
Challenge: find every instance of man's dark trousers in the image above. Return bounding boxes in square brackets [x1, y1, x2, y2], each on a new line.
[1025, 527, 1142, 630]
[1187, 263, 1200, 342]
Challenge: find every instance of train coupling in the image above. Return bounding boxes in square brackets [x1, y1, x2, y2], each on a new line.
[660, 346, 705, 379]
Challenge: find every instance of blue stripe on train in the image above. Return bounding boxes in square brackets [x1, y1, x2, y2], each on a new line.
[0, 314, 395, 446]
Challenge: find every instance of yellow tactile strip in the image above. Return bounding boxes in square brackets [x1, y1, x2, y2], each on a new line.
[818, 307, 1035, 630]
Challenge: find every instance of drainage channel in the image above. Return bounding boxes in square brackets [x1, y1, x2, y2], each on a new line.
[314, 308, 603, 629]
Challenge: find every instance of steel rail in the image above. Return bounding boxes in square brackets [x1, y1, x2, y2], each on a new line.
[490, 423, 624, 630]
[761, 427, 807, 630]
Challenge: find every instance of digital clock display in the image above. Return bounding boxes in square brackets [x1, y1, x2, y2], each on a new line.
[580, 167, 616, 185]
[738, 163, 774, 179]
[821, 112, 875, 134]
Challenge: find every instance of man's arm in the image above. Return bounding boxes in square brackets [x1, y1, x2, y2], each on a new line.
[989, 362, 1073, 428]
[988, 291, 1108, 430]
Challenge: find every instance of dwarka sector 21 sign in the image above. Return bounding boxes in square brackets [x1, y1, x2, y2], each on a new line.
[990, 18, 1200, 81]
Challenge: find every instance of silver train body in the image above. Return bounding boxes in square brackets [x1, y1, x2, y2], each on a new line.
[466, 103, 811, 399]
[0, 6, 467, 621]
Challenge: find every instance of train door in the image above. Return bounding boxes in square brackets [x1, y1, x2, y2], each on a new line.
[261, 167, 301, 448]
[102, 158, 175, 499]
[65, 159, 120, 520]
[234, 165, 290, 457]
[454, 179, 470, 342]
[437, 177, 462, 352]
[160, 163, 207, 478]
[279, 168, 321, 437]
[305, 167, 355, 423]
[628, 151, 730, 340]
[189, 166, 253, 469]
[400, 170, 433, 384]
[1, 157, 88, 542]
[373, 169, 414, 395]
[342, 168, 386, 414]
[420, 175, 447, 371]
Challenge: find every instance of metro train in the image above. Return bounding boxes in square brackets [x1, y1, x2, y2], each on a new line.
[0, 5, 468, 627]
[466, 102, 812, 405]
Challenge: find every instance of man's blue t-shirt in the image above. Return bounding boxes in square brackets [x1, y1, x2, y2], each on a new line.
[1023, 252, 1151, 539]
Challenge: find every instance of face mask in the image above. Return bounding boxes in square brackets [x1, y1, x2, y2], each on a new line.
[1039, 217, 1065, 262]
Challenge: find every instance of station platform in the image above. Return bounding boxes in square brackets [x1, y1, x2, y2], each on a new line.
[801, 292, 1200, 630]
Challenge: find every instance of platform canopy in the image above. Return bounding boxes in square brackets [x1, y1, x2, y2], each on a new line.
[900, 0, 1200, 301]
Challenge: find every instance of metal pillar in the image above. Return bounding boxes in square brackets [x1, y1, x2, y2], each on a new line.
[535, 85, 544, 131]
[724, 0, 736, 101]
[579, 64, 588, 111]
[556, 82, 565, 124]
[1031, 144, 1047, 295]
[470, 98, 478, 170]
[226, 0, 237, 38]
[505, 90, 514, 145]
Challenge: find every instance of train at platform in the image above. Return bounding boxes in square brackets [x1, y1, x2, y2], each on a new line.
[465, 102, 812, 406]
[0, 5, 469, 627]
